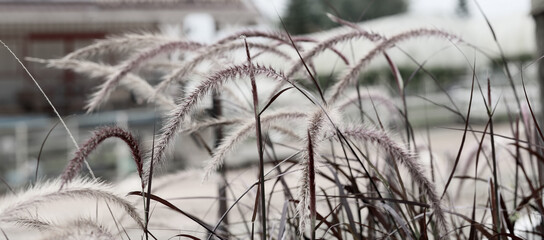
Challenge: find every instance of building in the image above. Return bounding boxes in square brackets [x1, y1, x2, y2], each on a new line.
[0, 0, 260, 115]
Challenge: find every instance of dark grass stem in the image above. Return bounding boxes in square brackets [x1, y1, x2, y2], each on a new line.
[244, 38, 267, 239]
[468, 118, 491, 240]
[36, 118, 65, 183]
[473, 0, 521, 112]
[279, 16, 326, 104]
[513, 118, 521, 209]
[307, 131, 317, 240]
[327, 165, 360, 240]
[441, 65, 476, 198]
[144, 120, 156, 240]
[485, 79, 501, 238]
[128, 191, 224, 240]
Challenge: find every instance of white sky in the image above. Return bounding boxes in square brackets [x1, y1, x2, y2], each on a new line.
[252, 0, 531, 21]
[410, 0, 530, 17]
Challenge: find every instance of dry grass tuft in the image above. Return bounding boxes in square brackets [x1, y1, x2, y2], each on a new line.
[0, 178, 143, 232]
[6, 12, 539, 239]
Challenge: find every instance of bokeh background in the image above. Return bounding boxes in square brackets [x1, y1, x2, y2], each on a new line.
[0, 0, 536, 192]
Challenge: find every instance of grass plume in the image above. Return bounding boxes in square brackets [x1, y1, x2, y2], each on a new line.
[0, 178, 143, 230]
[14, 11, 543, 239]
[61, 126, 144, 189]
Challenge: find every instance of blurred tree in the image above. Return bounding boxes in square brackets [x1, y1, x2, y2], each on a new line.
[281, 0, 326, 34]
[282, 0, 407, 34]
[455, 0, 470, 17]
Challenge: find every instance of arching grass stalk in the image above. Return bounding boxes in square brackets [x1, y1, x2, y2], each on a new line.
[29, 58, 175, 110]
[86, 40, 203, 113]
[0, 178, 144, 231]
[150, 63, 290, 181]
[60, 126, 144, 189]
[155, 41, 291, 95]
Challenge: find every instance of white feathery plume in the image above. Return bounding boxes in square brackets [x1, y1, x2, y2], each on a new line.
[0, 178, 143, 230]
[154, 41, 292, 96]
[296, 106, 342, 233]
[86, 40, 203, 113]
[40, 220, 115, 240]
[63, 33, 176, 61]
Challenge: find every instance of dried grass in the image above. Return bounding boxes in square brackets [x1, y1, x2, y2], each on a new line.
[5, 12, 538, 239]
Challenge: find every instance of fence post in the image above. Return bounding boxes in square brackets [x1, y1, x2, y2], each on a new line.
[116, 111, 131, 178]
[15, 122, 28, 185]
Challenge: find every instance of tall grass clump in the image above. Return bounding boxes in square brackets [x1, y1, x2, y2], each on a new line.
[1, 11, 542, 240]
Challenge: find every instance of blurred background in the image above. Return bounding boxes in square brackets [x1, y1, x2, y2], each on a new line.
[0, 0, 536, 191]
